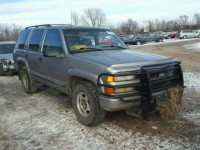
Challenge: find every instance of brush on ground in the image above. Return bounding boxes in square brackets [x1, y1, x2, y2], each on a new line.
[158, 85, 183, 120]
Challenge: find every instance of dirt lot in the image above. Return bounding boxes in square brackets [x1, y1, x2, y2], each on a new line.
[0, 39, 200, 150]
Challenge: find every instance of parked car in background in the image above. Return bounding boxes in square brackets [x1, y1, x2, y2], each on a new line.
[153, 31, 165, 39]
[170, 32, 177, 38]
[13, 24, 183, 126]
[177, 29, 200, 39]
[0, 41, 17, 75]
[132, 33, 164, 45]
[119, 35, 131, 42]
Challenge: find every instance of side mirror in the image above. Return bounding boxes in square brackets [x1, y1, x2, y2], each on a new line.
[43, 49, 62, 57]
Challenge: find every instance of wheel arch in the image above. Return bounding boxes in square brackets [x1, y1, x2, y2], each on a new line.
[67, 69, 98, 94]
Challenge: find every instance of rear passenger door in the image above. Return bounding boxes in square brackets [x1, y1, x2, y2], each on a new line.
[38, 29, 68, 86]
[26, 29, 45, 74]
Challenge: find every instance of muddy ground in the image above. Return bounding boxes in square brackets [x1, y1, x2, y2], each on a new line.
[0, 38, 200, 150]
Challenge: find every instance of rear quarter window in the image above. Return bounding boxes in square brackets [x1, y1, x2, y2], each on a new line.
[16, 30, 30, 49]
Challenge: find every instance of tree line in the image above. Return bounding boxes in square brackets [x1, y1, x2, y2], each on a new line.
[0, 24, 22, 42]
[0, 8, 200, 42]
[72, 8, 200, 34]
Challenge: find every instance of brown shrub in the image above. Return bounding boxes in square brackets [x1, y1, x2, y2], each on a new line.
[158, 85, 183, 120]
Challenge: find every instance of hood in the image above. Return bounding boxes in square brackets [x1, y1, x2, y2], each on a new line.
[69, 49, 167, 68]
[0, 53, 14, 62]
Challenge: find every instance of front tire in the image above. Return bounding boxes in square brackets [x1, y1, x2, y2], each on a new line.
[19, 67, 38, 94]
[72, 81, 106, 126]
[183, 35, 187, 39]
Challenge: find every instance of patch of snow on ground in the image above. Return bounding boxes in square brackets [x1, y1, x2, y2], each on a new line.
[184, 43, 200, 51]
[184, 72, 200, 92]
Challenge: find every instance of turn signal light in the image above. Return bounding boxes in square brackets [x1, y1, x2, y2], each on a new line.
[106, 87, 115, 94]
[107, 76, 114, 82]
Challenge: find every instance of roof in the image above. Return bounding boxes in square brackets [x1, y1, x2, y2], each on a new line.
[0, 41, 16, 45]
[25, 24, 107, 30]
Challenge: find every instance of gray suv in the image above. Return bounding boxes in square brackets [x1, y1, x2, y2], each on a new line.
[13, 24, 184, 126]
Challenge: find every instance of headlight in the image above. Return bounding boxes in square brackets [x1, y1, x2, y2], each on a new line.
[3, 59, 12, 66]
[107, 75, 135, 82]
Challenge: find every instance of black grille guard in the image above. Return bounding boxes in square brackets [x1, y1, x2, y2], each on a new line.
[97, 61, 184, 103]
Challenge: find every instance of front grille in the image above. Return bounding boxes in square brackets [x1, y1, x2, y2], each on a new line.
[98, 61, 184, 103]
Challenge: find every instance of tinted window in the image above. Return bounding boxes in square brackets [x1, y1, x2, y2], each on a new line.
[43, 29, 63, 51]
[16, 30, 30, 49]
[28, 29, 44, 52]
[0, 44, 15, 54]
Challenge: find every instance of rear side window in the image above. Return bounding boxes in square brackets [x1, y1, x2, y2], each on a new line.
[43, 29, 63, 51]
[16, 30, 30, 49]
[28, 29, 44, 52]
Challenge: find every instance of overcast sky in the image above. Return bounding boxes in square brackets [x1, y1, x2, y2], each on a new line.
[0, 0, 199, 27]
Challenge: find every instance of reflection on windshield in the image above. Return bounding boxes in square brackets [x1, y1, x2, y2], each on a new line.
[0, 44, 15, 54]
[63, 29, 127, 53]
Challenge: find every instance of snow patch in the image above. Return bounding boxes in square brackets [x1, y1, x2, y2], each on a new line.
[184, 43, 200, 51]
[184, 72, 200, 92]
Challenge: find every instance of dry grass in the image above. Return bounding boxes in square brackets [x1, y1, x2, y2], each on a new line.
[130, 39, 200, 73]
[158, 86, 183, 120]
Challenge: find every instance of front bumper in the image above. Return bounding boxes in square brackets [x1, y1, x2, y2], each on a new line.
[98, 61, 184, 112]
[100, 95, 140, 111]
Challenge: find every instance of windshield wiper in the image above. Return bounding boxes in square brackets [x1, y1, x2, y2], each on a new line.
[102, 45, 127, 49]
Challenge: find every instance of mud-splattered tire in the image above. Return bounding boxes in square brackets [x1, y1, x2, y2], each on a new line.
[72, 81, 106, 126]
[19, 67, 38, 94]
[0, 62, 4, 76]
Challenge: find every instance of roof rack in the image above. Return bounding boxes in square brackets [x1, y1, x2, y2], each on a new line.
[25, 24, 73, 29]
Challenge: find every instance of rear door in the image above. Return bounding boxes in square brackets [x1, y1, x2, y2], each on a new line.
[26, 29, 45, 74]
[38, 29, 68, 86]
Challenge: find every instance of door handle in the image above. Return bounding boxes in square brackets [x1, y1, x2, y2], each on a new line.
[39, 57, 42, 62]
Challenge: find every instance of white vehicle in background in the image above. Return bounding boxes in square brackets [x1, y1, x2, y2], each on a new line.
[177, 29, 200, 39]
[0, 41, 17, 75]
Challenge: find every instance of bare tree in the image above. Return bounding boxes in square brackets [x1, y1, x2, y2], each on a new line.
[179, 15, 189, 26]
[194, 13, 200, 28]
[81, 8, 106, 27]
[72, 12, 79, 25]
[0, 24, 22, 42]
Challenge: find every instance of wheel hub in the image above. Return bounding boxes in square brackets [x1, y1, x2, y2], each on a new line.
[76, 92, 90, 117]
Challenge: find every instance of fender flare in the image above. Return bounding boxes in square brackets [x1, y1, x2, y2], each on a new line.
[67, 68, 98, 88]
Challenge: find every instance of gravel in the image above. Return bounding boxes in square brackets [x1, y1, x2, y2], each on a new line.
[0, 73, 200, 150]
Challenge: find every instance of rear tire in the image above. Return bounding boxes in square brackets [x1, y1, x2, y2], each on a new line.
[19, 67, 38, 94]
[183, 35, 187, 39]
[72, 81, 106, 126]
[0, 62, 4, 76]
[198, 35, 200, 38]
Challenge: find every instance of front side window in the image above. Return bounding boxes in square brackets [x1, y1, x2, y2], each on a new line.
[43, 29, 63, 52]
[0, 44, 15, 54]
[28, 29, 44, 52]
[16, 30, 30, 49]
[63, 29, 127, 54]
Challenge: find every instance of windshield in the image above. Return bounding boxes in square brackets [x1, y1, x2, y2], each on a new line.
[0, 44, 15, 54]
[63, 29, 128, 54]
